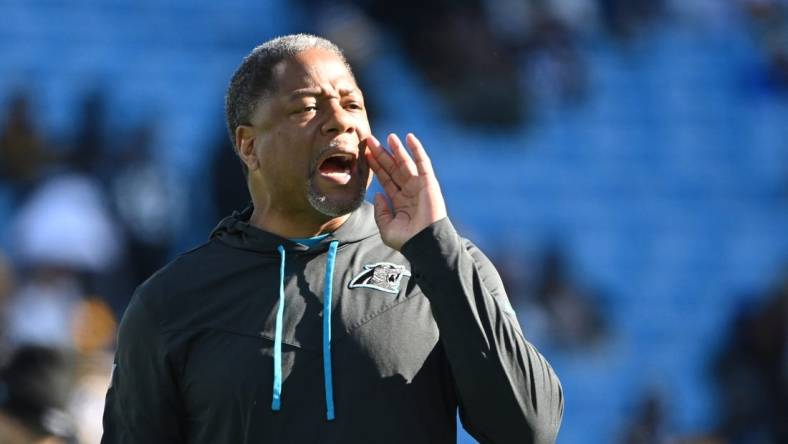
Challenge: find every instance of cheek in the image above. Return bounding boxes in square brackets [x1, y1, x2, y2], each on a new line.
[261, 134, 312, 179]
[254, 138, 285, 181]
[259, 131, 290, 164]
[357, 116, 371, 138]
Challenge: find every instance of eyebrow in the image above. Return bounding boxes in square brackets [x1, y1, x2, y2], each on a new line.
[288, 86, 360, 100]
[288, 87, 322, 99]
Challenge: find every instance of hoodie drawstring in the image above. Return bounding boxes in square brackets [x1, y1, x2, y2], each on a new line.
[272, 245, 286, 411]
[322, 240, 339, 420]
[270, 240, 340, 421]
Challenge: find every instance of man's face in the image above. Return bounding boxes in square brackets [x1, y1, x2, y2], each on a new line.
[245, 48, 371, 219]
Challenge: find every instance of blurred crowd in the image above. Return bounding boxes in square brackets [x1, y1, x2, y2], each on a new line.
[0, 86, 251, 441]
[1, 0, 787, 443]
[304, 0, 788, 127]
[0, 91, 157, 443]
[712, 272, 788, 443]
[493, 246, 788, 444]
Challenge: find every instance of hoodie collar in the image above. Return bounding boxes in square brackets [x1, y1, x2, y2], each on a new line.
[210, 201, 378, 254]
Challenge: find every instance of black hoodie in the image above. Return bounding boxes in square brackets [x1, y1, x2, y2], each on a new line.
[101, 202, 563, 443]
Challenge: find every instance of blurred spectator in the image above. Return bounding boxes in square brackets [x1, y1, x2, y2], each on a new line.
[0, 345, 76, 443]
[485, 0, 590, 108]
[597, 0, 666, 41]
[619, 390, 669, 444]
[69, 298, 116, 444]
[67, 351, 112, 444]
[742, 0, 788, 91]
[107, 125, 181, 287]
[11, 174, 121, 274]
[5, 265, 83, 349]
[519, 2, 589, 107]
[0, 251, 16, 358]
[0, 92, 55, 194]
[712, 269, 788, 443]
[352, 0, 526, 128]
[491, 244, 608, 349]
[533, 246, 609, 349]
[674, 437, 725, 444]
[6, 172, 122, 349]
[70, 298, 116, 355]
[618, 390, 728, 443]
[68, 91, 108, 176]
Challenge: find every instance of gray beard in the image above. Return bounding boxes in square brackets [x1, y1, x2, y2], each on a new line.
[306, 178, 366, 218]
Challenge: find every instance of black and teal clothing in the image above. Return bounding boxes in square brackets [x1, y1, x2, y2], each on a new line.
[101, 202, 564, 443]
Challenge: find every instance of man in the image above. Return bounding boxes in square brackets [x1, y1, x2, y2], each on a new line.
[101, 34, 563, 443]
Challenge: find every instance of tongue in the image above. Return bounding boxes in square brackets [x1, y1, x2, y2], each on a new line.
[320, 157, 349, 174]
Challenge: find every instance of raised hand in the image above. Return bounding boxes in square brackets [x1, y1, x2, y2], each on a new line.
[364, 133, 447, 251]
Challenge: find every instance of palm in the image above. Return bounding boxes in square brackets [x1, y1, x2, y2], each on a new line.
[365, 133, 447, 251]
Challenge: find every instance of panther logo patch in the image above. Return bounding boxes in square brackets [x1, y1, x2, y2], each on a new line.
[348, 262, 412, 294]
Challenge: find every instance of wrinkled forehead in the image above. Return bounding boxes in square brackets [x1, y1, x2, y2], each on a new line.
[271, 48, 359, 95]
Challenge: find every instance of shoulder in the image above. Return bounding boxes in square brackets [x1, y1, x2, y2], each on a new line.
[126, 240, 229, 324]
[460, 238, 507, 295]
[137, 241, 214, 292]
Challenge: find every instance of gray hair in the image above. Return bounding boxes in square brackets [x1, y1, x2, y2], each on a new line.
[224, 34, 351, 173]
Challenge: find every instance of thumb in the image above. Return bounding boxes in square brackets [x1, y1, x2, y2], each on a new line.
[373, 193, 393, 228]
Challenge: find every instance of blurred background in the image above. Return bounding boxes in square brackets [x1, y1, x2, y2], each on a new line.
[0, 0, 787, 442]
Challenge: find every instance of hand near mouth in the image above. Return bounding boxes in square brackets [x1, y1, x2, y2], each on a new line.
[365, 133, 448, 251]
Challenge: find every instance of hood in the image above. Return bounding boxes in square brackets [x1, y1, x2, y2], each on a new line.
[209, 201, 379, 254]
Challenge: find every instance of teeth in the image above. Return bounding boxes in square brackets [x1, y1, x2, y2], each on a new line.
[317, 151, 355, 184]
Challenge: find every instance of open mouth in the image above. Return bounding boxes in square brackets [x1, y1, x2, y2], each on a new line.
[317, 153, 357, 185]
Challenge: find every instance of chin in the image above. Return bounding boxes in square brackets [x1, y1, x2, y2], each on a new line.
[306, 183, 367, 218]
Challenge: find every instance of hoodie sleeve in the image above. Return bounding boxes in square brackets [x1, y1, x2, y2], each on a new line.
[101, 285, 186, 443]
[400, 218, 563, 444]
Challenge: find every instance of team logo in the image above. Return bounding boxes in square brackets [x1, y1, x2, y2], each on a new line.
[348, 262, 412, 294]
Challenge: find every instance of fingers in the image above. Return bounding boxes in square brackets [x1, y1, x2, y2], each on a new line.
[365, 147, 400, 199]
[366, 135, 397, 177]
[365, 132, 432, 192]
[387, 134, 418, 177]
[405, 133, 434, 176]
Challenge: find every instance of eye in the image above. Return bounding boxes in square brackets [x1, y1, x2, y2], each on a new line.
[345, 102, 364, 111]
[291, 104, 317, 116]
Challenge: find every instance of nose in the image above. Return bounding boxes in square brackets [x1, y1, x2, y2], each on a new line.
[321, 101, 356, 136]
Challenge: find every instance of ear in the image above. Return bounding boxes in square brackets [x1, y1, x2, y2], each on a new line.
[235, 125, 259, 172]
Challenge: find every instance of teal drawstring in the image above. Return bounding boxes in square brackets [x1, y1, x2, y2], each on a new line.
[323, 240, 339, 421]
[270, 240, 340, 421]
[272, 245, 286, 411]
